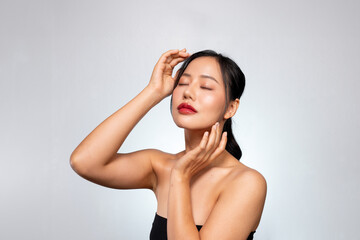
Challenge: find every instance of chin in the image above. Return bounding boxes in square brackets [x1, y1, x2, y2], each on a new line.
[172, 115, 215, 131]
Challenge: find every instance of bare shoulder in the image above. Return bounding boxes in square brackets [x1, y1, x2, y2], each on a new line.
[148, 148, 178, 163]
[225, 164, 267, 196]
[233, 164, 266, 186]
[147, 148, 175, 159]
[200, 162, 267, 238]
[148, 148, 181, 172]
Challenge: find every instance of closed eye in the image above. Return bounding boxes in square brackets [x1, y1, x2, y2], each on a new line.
[178, 83, 212, 90]
[201, 86, 212, 90]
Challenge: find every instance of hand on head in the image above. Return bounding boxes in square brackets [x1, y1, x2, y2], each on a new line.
[147, 49, 190, 98]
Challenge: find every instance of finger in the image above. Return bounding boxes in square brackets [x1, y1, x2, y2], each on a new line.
[178, 51, 190, 58]
[204, 122, 223, 161]
[182, 131, 208, 175]
[200, 131, 209, 148]
[156, 49, 179, 66]
[170, 49, 189, 58]
[211, 132, 227, 159]
[167, 53, 189, 64]
[169, 56, 188, 68]
[214, 122, 221, 147]
[162, 49, 180, 59]
[179, 48, 190, 54]
[192, 131, 209, 157]
[165, 49, 180, 55]
[205, 122, 219, 152]
[164, 49, 189, 63]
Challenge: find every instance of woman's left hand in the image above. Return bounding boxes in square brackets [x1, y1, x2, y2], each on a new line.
[172, 122, 228, 182]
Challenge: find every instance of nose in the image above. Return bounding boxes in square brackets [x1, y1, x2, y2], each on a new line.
[183, 83, 196, 101]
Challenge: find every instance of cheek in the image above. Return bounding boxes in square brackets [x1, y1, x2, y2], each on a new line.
[172, 88, 180, 101]
[172, 87, 180, 98]
[171, 88, 181, 108]
[200, 92, 226, 113]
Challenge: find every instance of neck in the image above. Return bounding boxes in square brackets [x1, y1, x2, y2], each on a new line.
[182, 122, 232, 168]
[184, 128, 209, 153]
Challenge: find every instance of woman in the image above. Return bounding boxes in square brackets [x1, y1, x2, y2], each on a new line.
[70, 48, 267, 240]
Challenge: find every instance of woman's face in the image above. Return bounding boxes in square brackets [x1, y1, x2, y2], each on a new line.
[172, 56, 227, 130]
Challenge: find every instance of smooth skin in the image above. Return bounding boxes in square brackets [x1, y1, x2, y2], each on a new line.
[70, 49, 267, 240]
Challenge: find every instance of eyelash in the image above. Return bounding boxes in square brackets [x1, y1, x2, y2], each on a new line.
[178, 83, 212, 90]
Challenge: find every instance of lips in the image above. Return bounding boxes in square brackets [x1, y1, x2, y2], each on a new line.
[177, 103, 197, 113]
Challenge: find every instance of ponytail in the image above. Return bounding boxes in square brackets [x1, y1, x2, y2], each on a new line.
[223, 118, 242, 160]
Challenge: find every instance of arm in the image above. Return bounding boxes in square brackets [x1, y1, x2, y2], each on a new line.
[168, 170, 266, 240]
[167, 122, 227, 239]
[167, 122, 267, 240]
[199, 171, 267, 240]
[70, 49, 190, 190]
[167, 171, 200, 239]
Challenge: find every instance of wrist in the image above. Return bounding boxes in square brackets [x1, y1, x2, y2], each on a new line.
[145, 84, 168, 99]
[170, 168, 191, 184]
[142, 86, 165, 105]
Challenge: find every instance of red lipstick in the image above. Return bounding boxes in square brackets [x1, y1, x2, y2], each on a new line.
[177, 103, 197, 114]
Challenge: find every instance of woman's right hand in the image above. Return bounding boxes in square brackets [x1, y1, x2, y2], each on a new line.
[147, 48, 190, 98]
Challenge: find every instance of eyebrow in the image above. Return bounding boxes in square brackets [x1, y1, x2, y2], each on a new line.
[182, 73, 219, 84]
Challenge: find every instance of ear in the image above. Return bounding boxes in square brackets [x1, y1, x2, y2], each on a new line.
[223, 98, 239, 120]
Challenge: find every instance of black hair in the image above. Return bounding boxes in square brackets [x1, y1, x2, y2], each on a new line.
[170, 50, 246, 160]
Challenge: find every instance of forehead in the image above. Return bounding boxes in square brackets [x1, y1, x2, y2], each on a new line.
[183, 57, 223, 83]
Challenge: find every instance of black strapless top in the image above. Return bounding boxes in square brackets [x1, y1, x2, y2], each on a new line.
[150, 213, 256, 240]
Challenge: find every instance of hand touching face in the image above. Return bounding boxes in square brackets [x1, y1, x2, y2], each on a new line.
[172, 122, 227, 181]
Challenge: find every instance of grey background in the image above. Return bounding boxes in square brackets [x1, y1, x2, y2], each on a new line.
[1, 0, 359, 239]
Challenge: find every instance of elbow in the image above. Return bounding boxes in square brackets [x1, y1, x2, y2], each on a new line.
[69, 152, 88, 177]
[69, 154, 78, 172]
